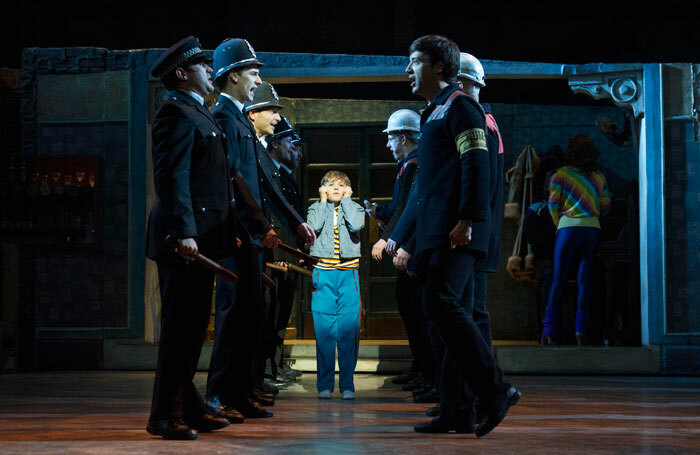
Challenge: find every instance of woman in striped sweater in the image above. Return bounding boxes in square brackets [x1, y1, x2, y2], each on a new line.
[543, 135, 610, 346]
[307, 171, 365, 399]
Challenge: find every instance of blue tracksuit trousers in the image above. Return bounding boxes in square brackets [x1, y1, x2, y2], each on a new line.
[311, 268, 361, 393]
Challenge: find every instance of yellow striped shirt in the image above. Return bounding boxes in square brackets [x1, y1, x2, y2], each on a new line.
[315, 206, 360, 271]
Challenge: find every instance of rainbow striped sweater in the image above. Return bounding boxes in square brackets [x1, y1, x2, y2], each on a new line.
[548, 166, 610, 229]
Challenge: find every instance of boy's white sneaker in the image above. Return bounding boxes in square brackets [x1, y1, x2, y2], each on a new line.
[318, 390, 331, 399]
[341, 390, 355, 400]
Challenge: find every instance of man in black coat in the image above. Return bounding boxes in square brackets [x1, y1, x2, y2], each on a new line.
[244, 83, 305, 393]
[146, 36, 270, 440]
[204, 38, 315, 419]
[457, 52, 505, 347]
[421, 52, 509, 430]
[390, 35, 519, 437]
[369, 110, 433, 388]
[265, 116, 306, 383]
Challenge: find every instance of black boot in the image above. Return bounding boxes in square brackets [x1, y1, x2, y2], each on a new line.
[475, 385, 521, 437]
[146, 418, 198, 440]
[414, 415, 474, 434]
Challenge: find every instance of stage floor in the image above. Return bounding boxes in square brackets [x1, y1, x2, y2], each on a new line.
[0, 372, 699, 454]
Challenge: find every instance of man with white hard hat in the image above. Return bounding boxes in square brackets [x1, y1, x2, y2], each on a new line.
[368, 109, 432, 387]
[454, 51, 504, 349]
[365, 109, 421, 225]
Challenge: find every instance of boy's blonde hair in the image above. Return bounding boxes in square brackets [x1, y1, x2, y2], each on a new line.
[320, 170, 351, 187]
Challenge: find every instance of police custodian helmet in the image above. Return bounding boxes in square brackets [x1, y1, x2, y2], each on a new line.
[151, 36, 212, 80]
[212, 38, 264, 83]
[268, 115, 297, 142]
[244, 81, 284, 113]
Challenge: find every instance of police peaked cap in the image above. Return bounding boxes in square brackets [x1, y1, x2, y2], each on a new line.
[213, 38, 264, 82]
[268, 115, 296, 142]
[244, 81, 284, 112]
[151, 36, 212, 79]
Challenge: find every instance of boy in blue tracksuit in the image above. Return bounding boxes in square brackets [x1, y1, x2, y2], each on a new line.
[307, 171, 365, 399]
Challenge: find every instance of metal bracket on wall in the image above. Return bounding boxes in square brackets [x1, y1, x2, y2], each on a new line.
[567, 70, 645, 118]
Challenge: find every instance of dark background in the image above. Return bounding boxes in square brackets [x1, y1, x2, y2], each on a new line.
[5, 0, 699, 69]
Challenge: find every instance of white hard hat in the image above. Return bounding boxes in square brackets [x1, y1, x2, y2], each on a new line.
[383, 109, 421, 133]
[457, 53, 486, 88]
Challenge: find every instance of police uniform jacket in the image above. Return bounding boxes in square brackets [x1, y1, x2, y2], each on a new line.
[211, 95, 304, 245]
[279, 165, 305, 249]
[146, 90, 270, 260]
[475, 104, 505, 273]
[259, 145, 299, 256]
[392, 83, 491, 258]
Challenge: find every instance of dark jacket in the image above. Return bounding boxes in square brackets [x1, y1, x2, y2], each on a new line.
[210, 95, 304, 245]
[375, 159, 403, 221]
[392, 84, 491, 258]
[146, 90, 269, 260]
[475, 104, 505, 273]
[380, 149, 418, 242]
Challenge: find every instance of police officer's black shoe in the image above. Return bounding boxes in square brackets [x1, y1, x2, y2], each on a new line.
[402, 373, 426, 391]
[205, 397, 245, 424]
[475, 386, 521, 438]
[146, 418, 198, 440]
[412, 383, 435, 397]
[414, 415, 474, 434]
[185, 413, 230, 433]
[413, 387, 439, 403]
[391, 366, 420, 384]
[252, 390, 275, 407]
[425, 405, 440, 417]
[263, 379, 281, 395]
[237, 399, 274, 418]
[218, 405, 245, 424]
[281, 363, 303, 378]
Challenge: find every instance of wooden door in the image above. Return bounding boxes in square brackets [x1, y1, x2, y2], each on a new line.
[296, 123, 406, 339]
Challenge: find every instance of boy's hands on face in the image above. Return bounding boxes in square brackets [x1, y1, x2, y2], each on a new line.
[319, 186, 328, 203]
[342, 185, 353, 199]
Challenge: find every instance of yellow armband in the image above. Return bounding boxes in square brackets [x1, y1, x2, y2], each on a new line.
[455, 128, 487, 156]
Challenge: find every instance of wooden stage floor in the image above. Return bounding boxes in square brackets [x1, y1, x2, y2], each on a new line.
[0, 372, 699, 454]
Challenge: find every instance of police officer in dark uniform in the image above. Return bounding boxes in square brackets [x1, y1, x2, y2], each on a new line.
[146, 36, 267, 440]
[390, 35, 519, 437]
[244, 82, 308, 394]
[205, 38, 314, 419]
[264, 115, 306, 383]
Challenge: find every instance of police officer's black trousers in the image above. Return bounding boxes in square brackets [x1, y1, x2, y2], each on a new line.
[422, 248, 504, 405]
[150, 255, 212, 421]
[268, 272, 297, 374]
[396, 270, 434, 381]
[253, 250, 269, 389]
[206, 244, 262, 406]
[421, 283, 443, 386]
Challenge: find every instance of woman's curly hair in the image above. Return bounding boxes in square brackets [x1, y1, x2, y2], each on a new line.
[565, 135, 599, 176]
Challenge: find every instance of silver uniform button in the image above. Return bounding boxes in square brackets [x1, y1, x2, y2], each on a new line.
[201, 207, 206, 212]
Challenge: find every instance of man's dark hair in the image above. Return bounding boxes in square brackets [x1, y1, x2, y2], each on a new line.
[565, 135, 600, 176]
[409, 35, 460, 82]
